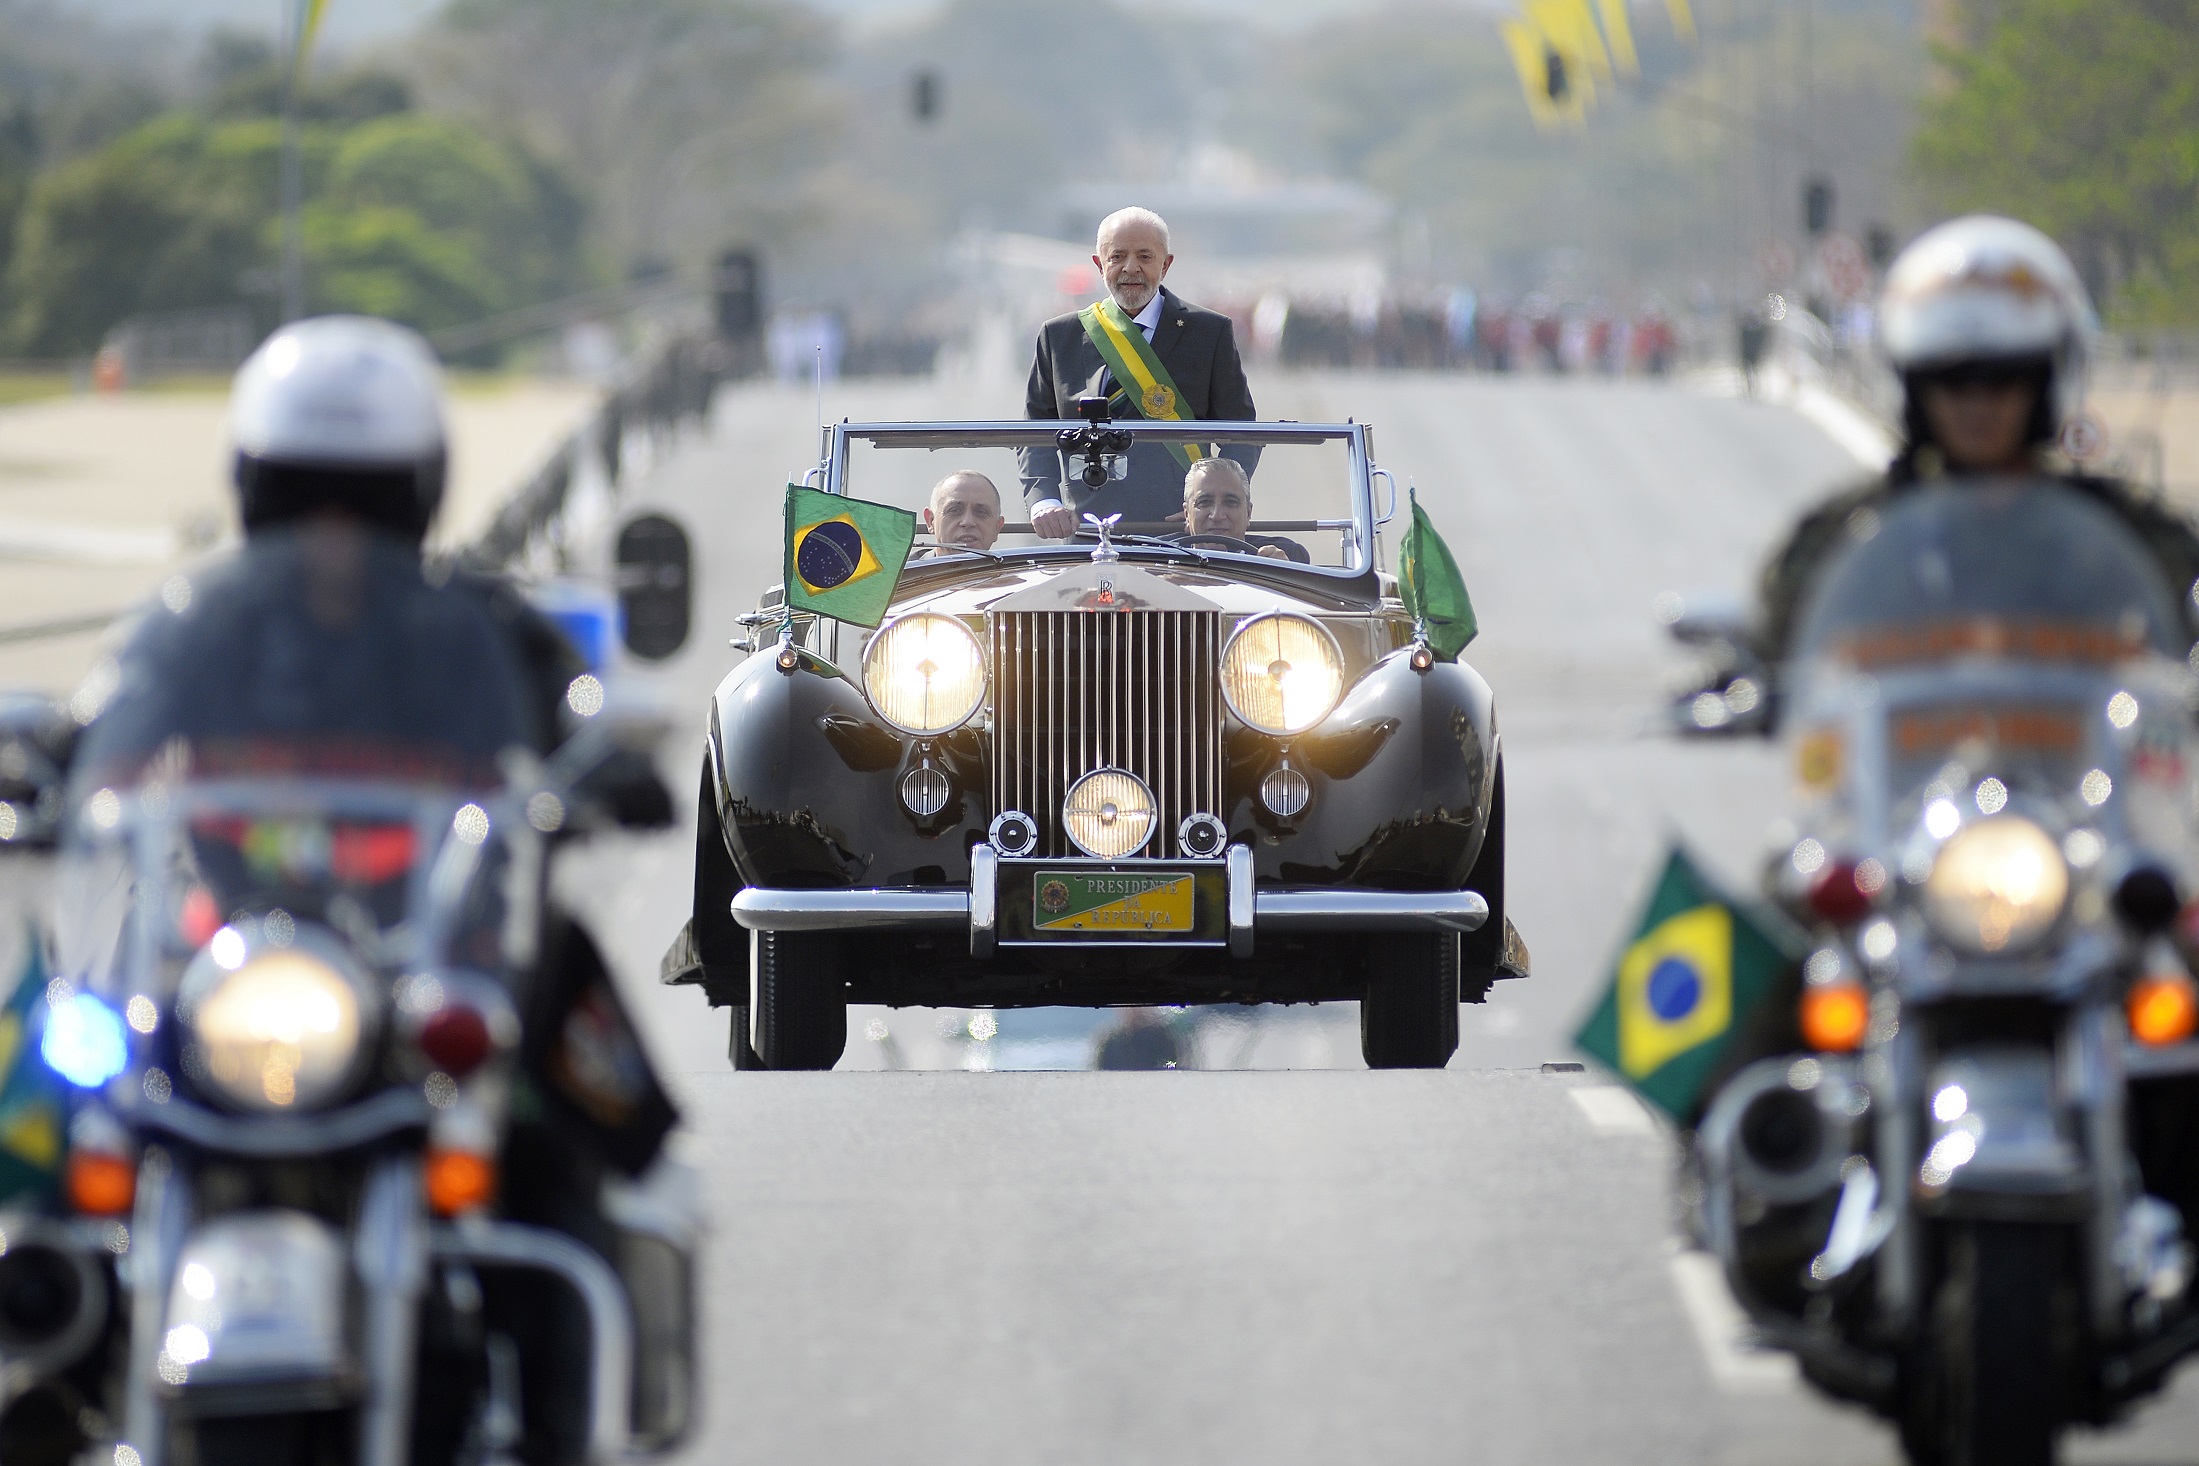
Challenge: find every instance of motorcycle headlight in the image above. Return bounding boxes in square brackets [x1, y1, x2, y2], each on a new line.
[862, 613, 986, 737]
[1922, 816, 2069, 955]
[1221, 614, 1344, 736]
[179, 926, 375, 1113]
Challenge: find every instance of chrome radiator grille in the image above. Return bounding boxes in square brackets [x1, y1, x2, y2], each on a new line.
[989, 611, 1221, 859]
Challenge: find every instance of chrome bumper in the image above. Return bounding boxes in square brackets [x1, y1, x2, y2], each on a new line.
[730, 843, 1488, 959]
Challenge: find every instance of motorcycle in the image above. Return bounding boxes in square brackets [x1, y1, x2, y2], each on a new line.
[0, 715, 697, 1466]
[1680, 480, 2199, 1465]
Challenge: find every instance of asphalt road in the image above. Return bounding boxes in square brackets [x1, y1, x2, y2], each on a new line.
[562, 369, 2199, 1464]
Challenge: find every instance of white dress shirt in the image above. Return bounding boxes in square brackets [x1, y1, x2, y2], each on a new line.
[1031, 290, 1166, 519]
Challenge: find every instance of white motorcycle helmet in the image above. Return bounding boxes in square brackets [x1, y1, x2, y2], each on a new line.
[229, 315, 448, 541]
[1878, 215, 2096, 447]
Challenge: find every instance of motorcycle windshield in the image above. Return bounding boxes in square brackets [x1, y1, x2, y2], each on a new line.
[72, 524, 538, 795]
[1791, 480, 2183, 672]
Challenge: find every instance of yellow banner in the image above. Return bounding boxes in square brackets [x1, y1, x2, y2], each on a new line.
[1666, 0, 1697, 43]
[1597, 0, 1639, 75]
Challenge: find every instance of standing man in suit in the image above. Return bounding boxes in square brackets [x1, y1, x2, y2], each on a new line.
[1022, 207, 1257, 539]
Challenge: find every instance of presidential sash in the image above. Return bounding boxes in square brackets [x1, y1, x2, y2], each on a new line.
[1077, 297, 1204, 470]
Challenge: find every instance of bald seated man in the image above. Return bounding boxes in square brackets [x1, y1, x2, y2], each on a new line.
[1178, 458, 1307, 562]
[924, 470, 1006, 553]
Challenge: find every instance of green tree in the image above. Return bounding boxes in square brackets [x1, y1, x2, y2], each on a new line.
[4, 92, 588, 354]
[1914, 0, 2199, 324]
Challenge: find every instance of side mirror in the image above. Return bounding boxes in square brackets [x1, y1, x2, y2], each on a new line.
[0, 694, 75, 849]
[1654, 589, 1751, 648]
[1371, 468, 1400, 528]
[616, 513, 693, 661]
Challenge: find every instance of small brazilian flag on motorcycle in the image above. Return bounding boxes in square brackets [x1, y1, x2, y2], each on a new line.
[784, 484, 916, 629]
[1398, 487, 1477, 659]
[1575, 847, 1803, 1121]
[0, 931, 64, 1206]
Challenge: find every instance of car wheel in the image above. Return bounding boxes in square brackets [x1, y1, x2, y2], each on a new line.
[727, 1005, 764, 1069]
[1360, 932, 1460, 1069]
[752, 932, 847, 1070]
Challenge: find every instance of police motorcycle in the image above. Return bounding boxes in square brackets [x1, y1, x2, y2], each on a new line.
[0, 318, 698, 1466]
[1686, 480, 2199, 1464]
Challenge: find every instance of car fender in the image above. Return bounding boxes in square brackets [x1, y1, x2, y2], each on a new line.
[1241, 645, 1497, 889]
[707, 653, 982, 889]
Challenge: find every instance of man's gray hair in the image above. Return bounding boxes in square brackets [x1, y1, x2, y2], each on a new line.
[1097, 206, 1170, 253]
[1183, 456, 1250, 496]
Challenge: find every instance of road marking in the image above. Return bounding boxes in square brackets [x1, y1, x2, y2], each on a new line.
[1667, 1250, 1799, 1393]
[1569, 1085, 1657, 1136]
[1792, 382, 1897, 470]
[0, 519, 177, 566]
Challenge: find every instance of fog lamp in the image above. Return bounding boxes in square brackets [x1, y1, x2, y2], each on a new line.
[1062, 769, 1155, 858]
[1922, 816, 2068, 955]
[1260, 765, 1311, 819]
[901, 765, 950, 818]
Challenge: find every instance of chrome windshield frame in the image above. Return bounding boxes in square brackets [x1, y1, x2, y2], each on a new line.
[820, 419, 1378, 581]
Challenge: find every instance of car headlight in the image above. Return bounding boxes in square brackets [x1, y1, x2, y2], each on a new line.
[1922, 816, 2069, 955]
[179, 926, 374, 1112]
[862, 613, 986, 736]
[1062, 768, 1156, 858]
[1220, 614, 1344, 736]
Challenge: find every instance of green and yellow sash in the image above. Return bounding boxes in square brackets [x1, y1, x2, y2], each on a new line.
[1077, 297, 1204, 469]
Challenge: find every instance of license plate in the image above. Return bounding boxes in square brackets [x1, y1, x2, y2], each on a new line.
[1033, 871, 1194, 933]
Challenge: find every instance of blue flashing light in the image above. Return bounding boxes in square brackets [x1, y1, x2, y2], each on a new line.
[41, 993, 130, 1089]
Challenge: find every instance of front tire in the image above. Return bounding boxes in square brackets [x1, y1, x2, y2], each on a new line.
[728, 1005, 763, 1069]
[1907, 1223, 2064, 1466]
[752, 932, 847, 1070]
[1360, 932, 1460, 1069]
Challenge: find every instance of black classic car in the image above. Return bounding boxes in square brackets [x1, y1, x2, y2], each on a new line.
[662, 417, 1527, 1069]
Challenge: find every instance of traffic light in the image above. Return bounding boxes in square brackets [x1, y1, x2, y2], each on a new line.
[1545, 49, 1570, 103]
[1804, 177, 1834, 237]
[713, 248, 762, 340]
[1866, 223, 1896, 269]
[912, 70, 940, 123]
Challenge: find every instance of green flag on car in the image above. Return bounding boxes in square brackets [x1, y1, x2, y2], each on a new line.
[1399, 488, 1477, 658]
[783, 484, 917, 629]
[1575, 847, 1804, 1122]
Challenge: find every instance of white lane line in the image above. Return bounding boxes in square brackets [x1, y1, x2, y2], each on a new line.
[1792, 382, 1898, 470]
[0, 518, 178, 566]
[1568, 1085, 1658, 1136]
[1667, 1250, 1800, 1393]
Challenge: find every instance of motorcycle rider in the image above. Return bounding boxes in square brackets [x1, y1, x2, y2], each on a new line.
[67, 315, 676, 1464]
[1752, 215, 2199, 670]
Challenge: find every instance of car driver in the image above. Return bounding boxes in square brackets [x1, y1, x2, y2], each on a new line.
[1177, 458, 1306, 562]
[923, 470, 1006, 554]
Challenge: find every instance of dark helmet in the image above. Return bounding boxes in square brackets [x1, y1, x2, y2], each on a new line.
[229, 316, 449, 542]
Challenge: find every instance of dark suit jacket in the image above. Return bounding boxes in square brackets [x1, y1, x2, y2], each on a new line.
[1021, 287, 1258, 524]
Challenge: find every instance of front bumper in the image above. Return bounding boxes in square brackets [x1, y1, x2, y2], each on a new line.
[729, 843, 1488, 958]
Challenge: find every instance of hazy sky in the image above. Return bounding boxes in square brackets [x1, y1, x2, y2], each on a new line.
[56, 0, 1505, 47]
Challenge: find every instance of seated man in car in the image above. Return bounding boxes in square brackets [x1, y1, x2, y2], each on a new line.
[923, 469, 1007, 554]
[1175, 458, 1306, 561]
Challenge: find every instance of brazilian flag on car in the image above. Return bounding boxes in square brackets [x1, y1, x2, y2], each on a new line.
[1575, 847, 1803, 1121]
[784, 485, 917, 629]
[1399, 487, 1477, 659]
[0, 932, 64, 1205]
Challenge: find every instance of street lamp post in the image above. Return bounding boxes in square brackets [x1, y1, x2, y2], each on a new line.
[279, 0, 309, 323]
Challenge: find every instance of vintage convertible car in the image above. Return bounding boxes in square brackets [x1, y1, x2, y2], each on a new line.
[661, 416, 1527, 1069]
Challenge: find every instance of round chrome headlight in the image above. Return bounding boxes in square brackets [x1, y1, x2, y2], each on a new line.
[179, 925, 374, 1113]
[1221, 614, 1344, 736]
[1062, 768, 1156, 858]
[1922, 816, 2070, 955]
[862, 613, 986, 736]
